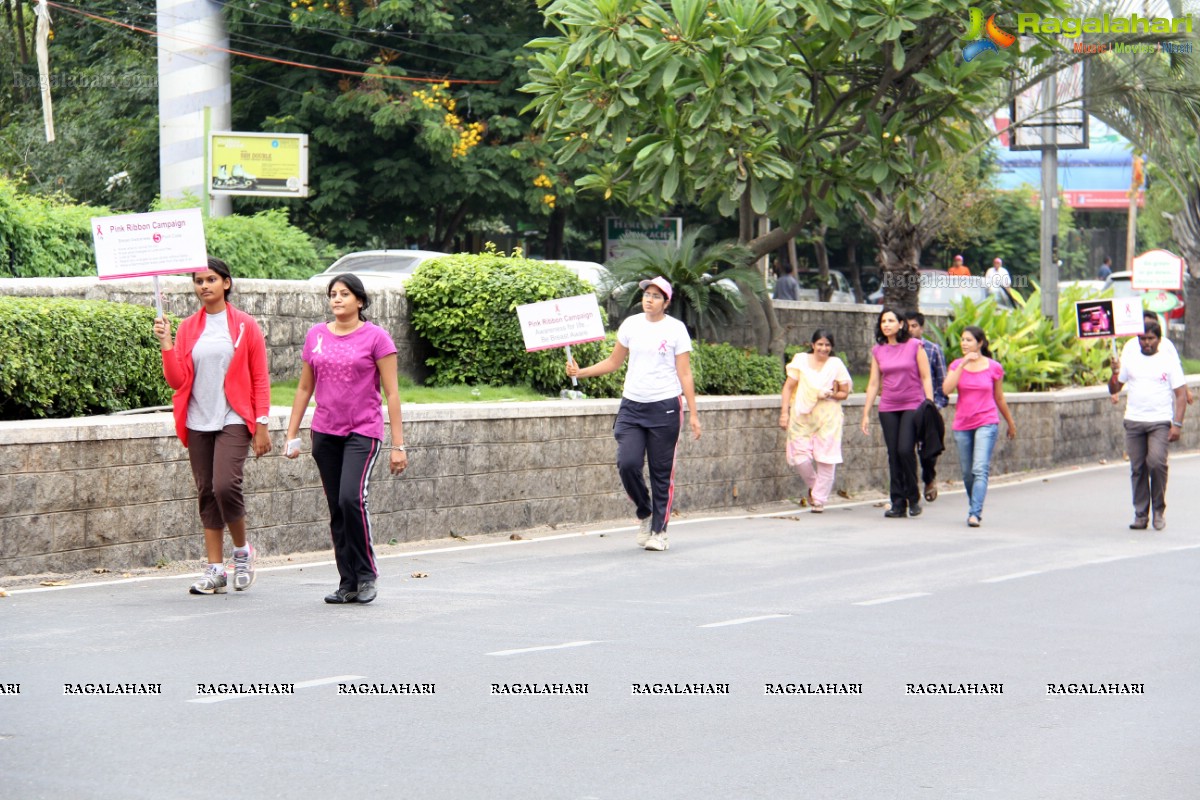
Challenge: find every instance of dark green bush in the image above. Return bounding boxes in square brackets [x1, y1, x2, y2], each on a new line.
[203, 209, 323, 279]
[0, 178, 322, 279]
[0, 297, 173, 419]
[0, 179, 107, 278]
[405, 250, 613, 392]
[692, 342, 783, 395]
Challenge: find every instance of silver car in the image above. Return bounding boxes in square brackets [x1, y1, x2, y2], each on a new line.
[308, 249, 450, 286]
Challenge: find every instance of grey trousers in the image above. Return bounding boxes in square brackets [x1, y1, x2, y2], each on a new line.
[1124, 419, 1170, 521]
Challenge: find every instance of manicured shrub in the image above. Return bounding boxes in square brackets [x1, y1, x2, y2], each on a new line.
[691, 341, 783, 395]
[0, 178, 322, 279]
[0, 297, 172, 419]
[204, 209, 323, 279]
[405, 249, 612, 392]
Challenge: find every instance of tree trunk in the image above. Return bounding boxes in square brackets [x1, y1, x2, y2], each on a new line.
[874, 223, 922, 310]
[847, 240, 865, 303]
[14, 0, 29, 64]
[1170, 188, 1200, 359]
[544, 206, 566, 261]
[434, 201, 469, 252]
[813, 223, 832, 301]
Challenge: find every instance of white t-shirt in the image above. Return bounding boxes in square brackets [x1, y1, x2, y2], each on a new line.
[186, 310, 241, 432]
[617, 313, 692, 402]
[984, 265, 1011, 288]
[1118, 345, 1185, 422]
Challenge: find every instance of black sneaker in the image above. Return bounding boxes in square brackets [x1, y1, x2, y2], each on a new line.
[356, 581, 378, 604]
[908, 503, 923, 517]
[1129, 518, 1148, 530]
[884, 506, 906, 518]
[324, 588, 358, 604]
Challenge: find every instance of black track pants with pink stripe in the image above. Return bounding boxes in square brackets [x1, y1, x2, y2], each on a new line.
[614, 397, 683, 534]
[312, 432, 382, 590]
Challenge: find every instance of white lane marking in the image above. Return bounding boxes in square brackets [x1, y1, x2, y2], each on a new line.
[486, 641, 601, 657]
[980, 570, 1045, 584]
[698, 614, 792, 628]
[853, 592, 931, 606]
[187, 674, 364, 704]
[11, 454, 1200, 597]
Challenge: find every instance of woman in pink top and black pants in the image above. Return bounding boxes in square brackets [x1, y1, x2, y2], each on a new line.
[943, 326, 1017, 527]
[860, 308, 933, 518]
[286, 274, 408, 605]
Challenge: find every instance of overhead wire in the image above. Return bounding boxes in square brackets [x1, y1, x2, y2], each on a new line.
[43, 1, 499, 85]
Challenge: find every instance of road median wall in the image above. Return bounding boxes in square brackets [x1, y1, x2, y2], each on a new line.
[3, 384, 1197, 578]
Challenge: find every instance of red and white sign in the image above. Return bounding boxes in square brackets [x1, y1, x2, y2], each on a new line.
[92, 208, 208, 280]
[1131, 249, 1185, 291]
[516, 294, 606, 352]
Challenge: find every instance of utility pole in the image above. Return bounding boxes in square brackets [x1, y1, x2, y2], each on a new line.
[1039, 69, 1059, 323]
[157, 0, 231, 217]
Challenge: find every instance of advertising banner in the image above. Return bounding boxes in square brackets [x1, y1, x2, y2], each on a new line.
[209, 132, 309, 198]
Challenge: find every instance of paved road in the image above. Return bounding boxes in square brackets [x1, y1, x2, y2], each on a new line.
[2, 457, 1199, 799]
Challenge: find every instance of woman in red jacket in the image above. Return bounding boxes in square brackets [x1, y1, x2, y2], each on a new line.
[154, 257, 271, 595]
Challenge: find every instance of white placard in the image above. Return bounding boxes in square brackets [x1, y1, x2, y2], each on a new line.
[92, 208, 208, 280]
[1131, 249, 1184, 291]
[516, 294, 606, 352]
[1112, 296, 1145, 337]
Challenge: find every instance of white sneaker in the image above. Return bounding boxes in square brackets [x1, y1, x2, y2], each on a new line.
[636, 517, 652, 547]
[233, 545, 257, 591]
[644, 533, 669, 551]
[189, 566, 227, 595]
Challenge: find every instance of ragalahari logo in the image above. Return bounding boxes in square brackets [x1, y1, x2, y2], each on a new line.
[963, 8, 1017, 61]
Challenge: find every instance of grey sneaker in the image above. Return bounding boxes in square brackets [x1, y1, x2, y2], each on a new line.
[190, 566, 227, 595]
[636, 516, 652, 547]
[1153, 515, 1166, 531]
[233, 545, 257, 591]
[644, 532, 669, 552]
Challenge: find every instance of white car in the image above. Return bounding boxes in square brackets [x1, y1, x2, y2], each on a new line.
[794, 270, 856, 304]
[308, 250, 450, 286]
[540, 259, 611, 291]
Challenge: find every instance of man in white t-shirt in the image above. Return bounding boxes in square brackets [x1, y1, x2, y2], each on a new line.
[1108, 320, 1188, 530]
[984, 257, 1011, 289]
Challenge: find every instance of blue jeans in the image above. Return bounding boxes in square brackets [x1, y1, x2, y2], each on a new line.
[954, 424, 999, 519]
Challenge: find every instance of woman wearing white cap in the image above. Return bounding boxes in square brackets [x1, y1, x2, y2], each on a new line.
[567, 276, 702, 551]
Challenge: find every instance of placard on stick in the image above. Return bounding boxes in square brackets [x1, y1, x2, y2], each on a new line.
[1074, 297, 1144, 340]
[92, 208, 208, 281]
[516, 294, 606, 352]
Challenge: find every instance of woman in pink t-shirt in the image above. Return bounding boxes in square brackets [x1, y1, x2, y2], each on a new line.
[943, 326, 1017, 527]
[860, 308, 933, 518]
[285, 274, 408, 605]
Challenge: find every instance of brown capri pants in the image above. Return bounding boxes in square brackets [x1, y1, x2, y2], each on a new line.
[187, 424, 251, 530]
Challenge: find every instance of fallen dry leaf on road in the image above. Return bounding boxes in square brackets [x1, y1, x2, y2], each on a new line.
[0, 588, 8, 597]
[93, 568, 110, 574]
[40, 580, 69, 587]
[450, 531, 467, 540]
[410, 572, 428, 579]
[836, 490, 851, 499]
[509, 534, 525, 540]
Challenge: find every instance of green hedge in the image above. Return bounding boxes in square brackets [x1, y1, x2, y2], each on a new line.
[405, 250, 613, 392]
[0, 178, 322, 280]
[0, 297, 172, 419]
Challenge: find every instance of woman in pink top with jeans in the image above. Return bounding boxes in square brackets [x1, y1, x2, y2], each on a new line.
[860, 308, 933, 518]
[943, 326, 1017, 527]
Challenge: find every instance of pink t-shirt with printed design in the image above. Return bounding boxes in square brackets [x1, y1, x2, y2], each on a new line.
[302, 321, 397, 440]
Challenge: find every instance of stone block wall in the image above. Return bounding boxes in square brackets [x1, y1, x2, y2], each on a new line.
[3, 383, 1197, 578]
[0, 276, 428, 383]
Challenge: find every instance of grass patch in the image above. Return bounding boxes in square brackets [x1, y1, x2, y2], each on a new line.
[1183, 358, 1200, 375]
[271, 377, 549, 407]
